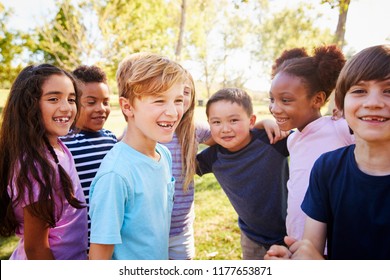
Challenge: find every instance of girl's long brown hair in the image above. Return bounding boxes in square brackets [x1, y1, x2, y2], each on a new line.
[0, 64, 85, 237]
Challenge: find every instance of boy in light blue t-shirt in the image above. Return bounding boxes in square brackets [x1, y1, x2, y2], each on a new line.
[88, 53, 187, 260]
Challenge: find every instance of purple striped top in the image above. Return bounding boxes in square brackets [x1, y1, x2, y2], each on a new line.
[163, 122, 211, 236]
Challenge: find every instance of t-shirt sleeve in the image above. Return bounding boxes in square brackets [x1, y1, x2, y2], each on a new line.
[196, 146, 217, 176]
[195, 121, 211, 144]
[89, 172, 130, 244]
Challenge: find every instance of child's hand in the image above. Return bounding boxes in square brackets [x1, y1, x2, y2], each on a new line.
[260, 119, 290, 144]
[331, 108, 343, 120]
[264, 244, 292, 260]
[288, 239, 325, 260]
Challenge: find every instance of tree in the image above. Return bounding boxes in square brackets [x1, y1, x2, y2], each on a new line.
[0, 3, 24, 88]
[92, 0, 179, 80]
[183, 0, 268, 97]
[255, 2, 334, 77]
[321, 0, 351, 114]
[322, 0, 351, 49]
[31, 0, 91, 71]
[175, 0, 187, 62]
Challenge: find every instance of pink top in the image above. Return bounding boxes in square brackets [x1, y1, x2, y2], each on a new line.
[9, 141, 88, 260]
[286, 116, 355, 240]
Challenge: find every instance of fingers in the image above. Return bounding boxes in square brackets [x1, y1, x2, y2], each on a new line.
[264, 244, 291, 260]
[284, 236, 297, 247]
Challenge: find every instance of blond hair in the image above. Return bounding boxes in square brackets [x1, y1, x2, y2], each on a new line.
[116, 52, 187, 105]
[176, 71, 197, 191]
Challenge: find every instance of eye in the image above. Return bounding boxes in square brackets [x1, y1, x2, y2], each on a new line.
[183, 88, 191, 96]
[350, 89, 366, 94]
[68, 98, 76, 103]
[154, 99, 164, 104]
[211, 120, 220, 125]
[269, 97, 274, 103]
[103, 101, 110, 106]
[175, 98, 184, 104]
[230, 119, 239, 123]
[48, 97, 58, 102]
[282, 98, 291, 103]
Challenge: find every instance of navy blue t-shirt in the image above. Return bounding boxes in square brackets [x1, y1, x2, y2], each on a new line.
[302, 145, 390, 260]
[197, 129, 289, 247]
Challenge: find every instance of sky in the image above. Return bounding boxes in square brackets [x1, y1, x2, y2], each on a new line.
[3, 0, 390, 91]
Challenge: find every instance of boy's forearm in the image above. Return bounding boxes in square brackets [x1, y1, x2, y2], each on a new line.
[89, 243, 115, 260]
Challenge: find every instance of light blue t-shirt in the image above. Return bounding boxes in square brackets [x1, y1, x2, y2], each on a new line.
[89, 141, 174, 260]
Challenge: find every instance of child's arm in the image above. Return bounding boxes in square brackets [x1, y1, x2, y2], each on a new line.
[23, 205, 54, 260]
[254, 119, 289, 144]
[89, 243, 115, 260]
[300, 216, 327, 256]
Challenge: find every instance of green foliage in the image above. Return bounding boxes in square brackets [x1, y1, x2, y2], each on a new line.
[256, 2, 334, 73]
[0, 3, 24, 88]
[92, 0, 180, 80]
[30, 0, 89, 71]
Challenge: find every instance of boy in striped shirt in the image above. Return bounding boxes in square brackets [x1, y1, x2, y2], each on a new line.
[61, 65, 117, 246]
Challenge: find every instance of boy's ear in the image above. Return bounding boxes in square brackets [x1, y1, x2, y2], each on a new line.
[119, 97, 134, 118]
[249, 114, 257, 128]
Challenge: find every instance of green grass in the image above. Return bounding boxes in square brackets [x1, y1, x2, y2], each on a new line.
[194, 174, 241, 260]
[0, 236, 19, 260]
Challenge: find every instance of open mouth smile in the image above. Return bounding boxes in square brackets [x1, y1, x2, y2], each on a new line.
[53, 117, 71, 123]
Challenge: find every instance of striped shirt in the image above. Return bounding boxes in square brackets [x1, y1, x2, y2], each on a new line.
[163, 122, 211, 236]
[60, 129, 117, 240]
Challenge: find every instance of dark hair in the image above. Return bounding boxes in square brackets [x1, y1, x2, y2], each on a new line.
[72, 65, 107, 84]
[335, 44, 390, 110]
[206, 88, 253, 117]
[272, 45, 346, 103]
[0, 64, 85, 237]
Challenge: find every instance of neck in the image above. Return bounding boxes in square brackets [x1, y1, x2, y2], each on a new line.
[121, 130, 159, 161]
[354, 139, 390, 176]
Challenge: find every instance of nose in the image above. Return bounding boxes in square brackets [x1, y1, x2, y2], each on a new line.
[363, 91, 384, 109]
[59, 99, 72, 112]
[95, 102, 106, 112]
[221, 122, 231, 133]
[269, 101, 281, 115]
[164, 101, 180, 117]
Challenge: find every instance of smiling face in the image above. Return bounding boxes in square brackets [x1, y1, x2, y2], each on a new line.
[123, 82, 185, 146]
[344, 78, 390, 143]
[269, 72, 323, 131]
[208, 100, 256, 152]
[39, 74, 77, 146]
[76, 82, 111, 132]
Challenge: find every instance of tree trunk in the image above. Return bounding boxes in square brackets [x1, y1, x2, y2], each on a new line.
[175, 0, 187, 61]
[327, 0, 350, 115]
[334, 0, 350, 48]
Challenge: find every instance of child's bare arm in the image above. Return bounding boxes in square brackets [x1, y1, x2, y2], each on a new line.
[89, 243, 115, 260]
[23, 205, 55, 260]
[254, 119, 289, 144]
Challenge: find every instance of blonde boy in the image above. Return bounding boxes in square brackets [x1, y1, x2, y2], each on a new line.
[89, 53, 187, 260]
